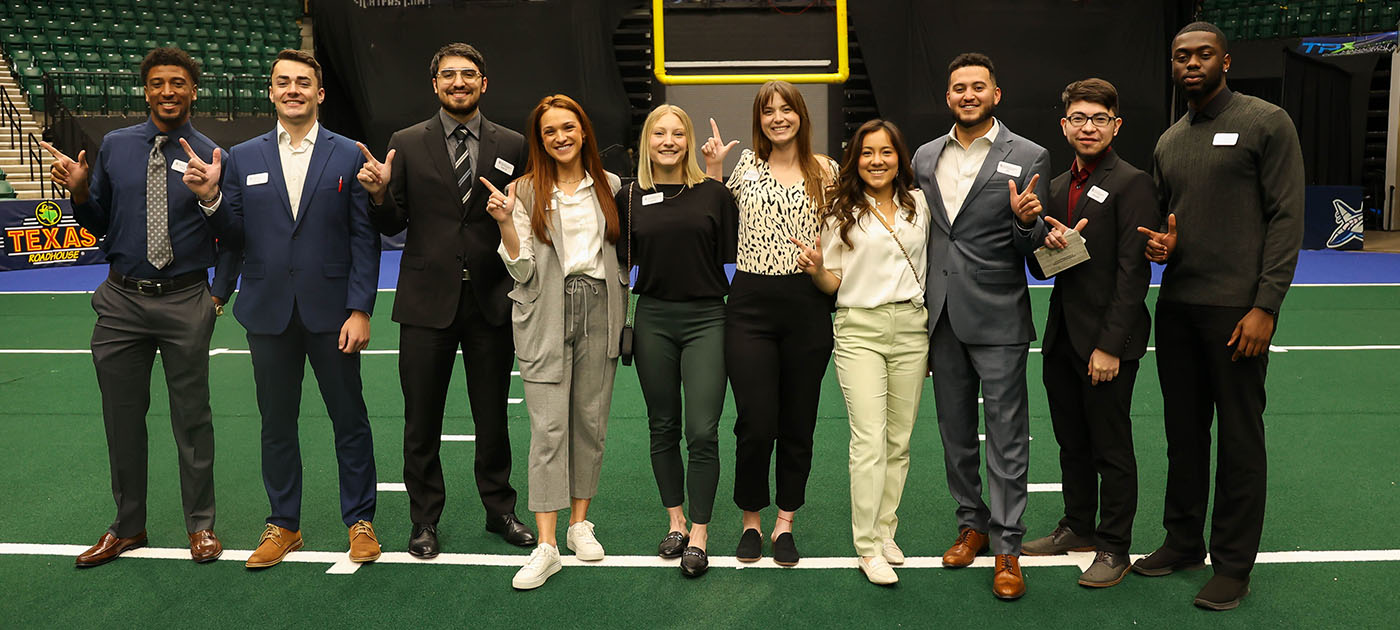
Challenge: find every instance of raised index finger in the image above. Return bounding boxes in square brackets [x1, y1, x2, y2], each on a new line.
[38, 140, 68, 162]
[709, 117, 722, 140]
[356, 141, 378, 165]
[1024, 173, 1041, 197]
[479, 176, 504, 197]
[178, 137, 202, 163]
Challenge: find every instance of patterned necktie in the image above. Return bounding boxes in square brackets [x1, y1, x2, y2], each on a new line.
[146, 135, 172, 270]
[452, 125, 473, 206]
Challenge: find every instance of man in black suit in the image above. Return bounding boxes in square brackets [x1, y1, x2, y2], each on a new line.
[358, 42, 534, 556]
[1023, 78, 1155, 588]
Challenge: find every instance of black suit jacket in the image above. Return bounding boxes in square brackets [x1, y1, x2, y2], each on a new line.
[1029, 151, 1156, 362]
[370, 113, 527, 328]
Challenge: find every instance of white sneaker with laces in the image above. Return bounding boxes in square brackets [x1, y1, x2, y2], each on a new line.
[860, 556, 899, 585]
[512, 543, 561, 590]
[566, 520, 605, 561]
[882, 538, 905, 565]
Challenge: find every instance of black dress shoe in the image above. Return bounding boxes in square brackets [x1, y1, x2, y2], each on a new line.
[772, 532, 799, 567]
[736, 528, 762, 563]
[408, 523, 439, 559]
[486, 513, 537, 547]
[680, 547, 708, 578]
[658, 531, 689, 559]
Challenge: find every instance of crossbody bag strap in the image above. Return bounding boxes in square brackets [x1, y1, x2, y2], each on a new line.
[625, 182, 635, 325]
[871, 207, 923, 291]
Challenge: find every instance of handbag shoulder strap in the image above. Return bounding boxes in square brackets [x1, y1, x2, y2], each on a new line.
[870, 207, 923, 290]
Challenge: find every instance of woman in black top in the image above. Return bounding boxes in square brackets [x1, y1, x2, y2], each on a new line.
[617, 104, 737, 577]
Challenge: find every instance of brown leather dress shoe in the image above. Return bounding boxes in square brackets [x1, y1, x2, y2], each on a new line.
[942, 528, 990, 568]
[75, 531, 147, 568]
[246, 524, 303, 569]
[189, 529, 222, 563]
[348, 520, 381, 563]
[992, 554, 1026, 600]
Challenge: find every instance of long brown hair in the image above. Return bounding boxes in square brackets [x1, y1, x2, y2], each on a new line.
[521, 94, 620, 245]
[751, 80, 829, 209]
[822, 119, 917, 248]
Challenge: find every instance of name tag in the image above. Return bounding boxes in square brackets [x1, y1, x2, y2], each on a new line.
[742, 169, 760, 182]
[1213, 132, 1239, 146]
[170, 159, 188, 173]
[996, 161, 1022, 177]
[494, 157, 514, 175]
[1087, 185, 1109, 203]
[247, 172, 269, 186]
[641, 192, 664, 206]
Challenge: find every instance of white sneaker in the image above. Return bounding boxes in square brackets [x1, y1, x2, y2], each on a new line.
[512, 544, 561, 590]
[882, 539, 906, 565]
[566, 520, 605, 561]
[860, 556, 899, 585]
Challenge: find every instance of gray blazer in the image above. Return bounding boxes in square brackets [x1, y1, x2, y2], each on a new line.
[912, 121, 1051, 345]
[505, 172, 626, 384]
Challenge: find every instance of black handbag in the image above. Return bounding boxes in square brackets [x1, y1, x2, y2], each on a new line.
[620, 183, 635, 365]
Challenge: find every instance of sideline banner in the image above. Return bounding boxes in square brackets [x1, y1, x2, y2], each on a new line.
[0, 199, 106, 271]
[1297, 32, 1398, 56]
[1303, 186, 1364, 251]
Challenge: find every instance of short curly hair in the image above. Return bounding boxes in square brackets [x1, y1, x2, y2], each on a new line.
[140, 46, 200, 85]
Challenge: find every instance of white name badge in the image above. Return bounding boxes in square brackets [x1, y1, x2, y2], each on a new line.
[494, 157, 514, 175]
[742, 169, 760, 182]
[641, 192, 664, 206]
[1213, 132, 1239, 146]
[170, 159, 188, 173]
[996, 161, 1023, 177]
[247, 172, 269, 186]
[1087, 185, 1109, 204]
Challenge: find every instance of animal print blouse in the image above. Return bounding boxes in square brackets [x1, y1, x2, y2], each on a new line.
[726, 149, 840, 275]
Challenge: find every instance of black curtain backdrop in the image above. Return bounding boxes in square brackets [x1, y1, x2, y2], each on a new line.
[313, 0, 640, 172]
[849, 0, 1174, 172]
[1284, 49, 1356, 186]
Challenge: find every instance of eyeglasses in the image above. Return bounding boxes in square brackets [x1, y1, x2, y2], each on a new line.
[437, 68, 481, 81]
[1066, 113, 1117, 128]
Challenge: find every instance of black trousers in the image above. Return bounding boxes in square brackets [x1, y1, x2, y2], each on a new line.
[399, 280, 518, 524]
[726, 271, 833, 513]
[1154, 301, 1269, 579]
[1041, 322, 1139, 554]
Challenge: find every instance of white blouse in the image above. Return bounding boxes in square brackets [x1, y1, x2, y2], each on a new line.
[499, 173, 606, 282]
[821, 191, 929, 309]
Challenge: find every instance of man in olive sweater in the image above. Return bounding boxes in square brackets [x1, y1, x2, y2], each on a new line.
[1132, 22, 1304, 611]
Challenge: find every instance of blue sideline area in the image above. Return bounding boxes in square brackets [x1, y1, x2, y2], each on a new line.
[2, 248, 1400, 293]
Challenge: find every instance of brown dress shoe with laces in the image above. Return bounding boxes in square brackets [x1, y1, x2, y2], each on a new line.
[992, 554, 1026, 600]
[246, 524, 303, 569]
[188, 529, 222, 563]
[942, 528, 990, 568]
[75, 531, 147, 568]
[348, 520, 381, 563]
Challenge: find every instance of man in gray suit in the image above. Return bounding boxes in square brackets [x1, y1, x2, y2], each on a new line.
[912, 52, 1050, 601]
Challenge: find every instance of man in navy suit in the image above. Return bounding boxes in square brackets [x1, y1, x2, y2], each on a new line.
[181, 49, 381, 569]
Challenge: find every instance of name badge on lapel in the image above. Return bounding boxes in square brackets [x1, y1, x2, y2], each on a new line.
[996, 161, 1023, 177]
[1213, 132, 1239, 146]
[1087, 186, 1109, 204]
[495, 157, 514, 175]
[247, 172, 269, 186]
[742, 170, 760, 182]
[170, 159, 188, 173]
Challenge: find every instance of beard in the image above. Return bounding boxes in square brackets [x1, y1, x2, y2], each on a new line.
[441, 96, 479, 118]
[954, 104, 995, 129]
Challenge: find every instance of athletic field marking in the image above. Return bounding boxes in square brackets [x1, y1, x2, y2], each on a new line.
[4, 543, 1397, 575]
[6, 345, 1397, 357]
[442, 435, 476, 442]
[376, 483, 407, 492]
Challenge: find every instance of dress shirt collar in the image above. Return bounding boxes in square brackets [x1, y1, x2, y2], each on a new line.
[1071, 147, 1109, 184]
[140, 117, 195, 145]
[1188, 86, 1234, 124]
[945, 118, 1000, 150]
[439, 108, 481, 140]
[276, 120, 320, 150]
[553, 172, 596, 199]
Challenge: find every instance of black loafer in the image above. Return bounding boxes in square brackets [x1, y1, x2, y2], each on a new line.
[1194, 575, 1251, 611]
[773, 532, 799, 566]
[736, 528, 762, 562]
[658, 531, 689, 559]
[680, 547, 709, 578]
[486, 513, 537, 547]
[408, 523, 439, 559]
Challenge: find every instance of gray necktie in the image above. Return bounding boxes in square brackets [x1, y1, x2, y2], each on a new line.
[146, 135, 172, 269]
[452, 125, 473, 206]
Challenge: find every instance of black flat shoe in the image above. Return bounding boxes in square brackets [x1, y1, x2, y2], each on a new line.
[680, 547, 709, 577]
[736, 528, 762, 562]
[658, 531, 689, 559]
[773, 532, 799, 566]
[486, 513, 537, 547]
[408, 523, 439, 559]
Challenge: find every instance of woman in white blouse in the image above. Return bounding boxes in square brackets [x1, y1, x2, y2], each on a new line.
[793, 119, 929, 586]
[485, 94, 626, 590]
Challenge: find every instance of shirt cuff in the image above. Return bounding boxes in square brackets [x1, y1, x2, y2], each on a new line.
[198, 191, 222, 216]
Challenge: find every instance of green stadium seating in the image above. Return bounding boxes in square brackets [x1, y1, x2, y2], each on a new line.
[0, 181, 18, 200]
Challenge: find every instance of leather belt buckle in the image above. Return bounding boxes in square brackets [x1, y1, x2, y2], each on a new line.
[134, 279, 164, 296]
[461, 268, 471, 281]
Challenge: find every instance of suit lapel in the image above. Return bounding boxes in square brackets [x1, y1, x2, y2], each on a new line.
[420, 115, 460, 210]
[258, 131, 294, 220]
[1050, 173, 1070, 223]
[924, 136, 953, 234]
[470, 118, 500, 218]
[293, 130, 335, 232]
[957, 134, 1012, 222]
[1072, 151, 1118, 223]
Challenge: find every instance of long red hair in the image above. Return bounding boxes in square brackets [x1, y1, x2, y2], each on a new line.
[521, 94, 619, 245]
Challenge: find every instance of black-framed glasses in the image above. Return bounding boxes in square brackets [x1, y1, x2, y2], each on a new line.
[1066, 113, 1117, 128]
[437, 68, 481, 81]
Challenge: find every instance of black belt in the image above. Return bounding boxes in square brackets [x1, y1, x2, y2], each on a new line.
[108, 269, 207, 296]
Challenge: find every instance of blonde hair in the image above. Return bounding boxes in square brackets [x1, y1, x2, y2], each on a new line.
[636, 104, 709, 190]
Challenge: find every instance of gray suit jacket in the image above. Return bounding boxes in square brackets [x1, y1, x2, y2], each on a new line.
[912, 121, 1051, 345]
[505, 172, 626, 384]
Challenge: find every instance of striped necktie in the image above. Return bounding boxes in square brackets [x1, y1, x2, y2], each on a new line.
[452, 125, 472, 206]
[146, 134, 172, 269]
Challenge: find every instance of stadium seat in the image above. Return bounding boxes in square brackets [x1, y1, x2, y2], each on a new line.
[128, 85, 144, 112]
[81, 84, 103, 112]
[0, 181, 18, 200]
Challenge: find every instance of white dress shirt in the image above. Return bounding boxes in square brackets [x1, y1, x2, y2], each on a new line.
[933, 119, 999, 224]
[500, 172, 606, 282]
[277, 120, 319, 220]
[821, 192, 929, 308]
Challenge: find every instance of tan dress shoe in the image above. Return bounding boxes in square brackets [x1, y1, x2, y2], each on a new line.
[246, 524, 303, 569]
[189, 529, 222, 563]
[75, 531, 147, 568]
[941, 528, 989, 568]
[348, 520, 381, 563]
[992, 554, 1026, 600]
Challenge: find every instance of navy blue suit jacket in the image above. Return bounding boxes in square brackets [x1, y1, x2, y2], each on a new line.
[220, 126, 379, 335]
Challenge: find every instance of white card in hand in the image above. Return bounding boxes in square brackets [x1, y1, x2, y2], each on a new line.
[1033, 229, 1091, 277]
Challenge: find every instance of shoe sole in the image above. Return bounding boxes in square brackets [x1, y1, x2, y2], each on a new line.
[1193, 587, 1250, 611]
[192, 549, 223, 564]
[774, 559, 799, 567]
[1131, 559, 1206, 577]
[350, 549, 381, 563]
[75, 539, 148, 568]
[512, 562, 561, 590]
[859, 564, 899, 586]
[1023, 545, 1096, 557]
[994, 589, 1026, 601]
[245, 539, 304, 569]
[1078, 567, 1130, 588]
[941, 557, 975, 569]
[736, 554, 761, 563]
[567, 544, 604, 561]
[408, 549, 439, 560]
